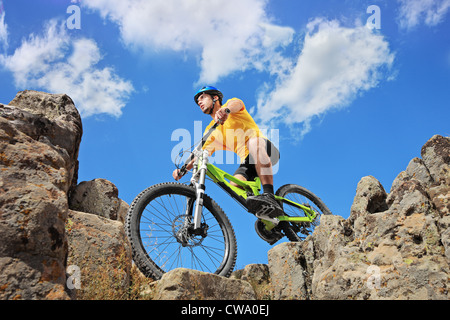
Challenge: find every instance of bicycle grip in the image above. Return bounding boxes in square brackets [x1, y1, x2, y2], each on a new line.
[178, 165, 187, 178]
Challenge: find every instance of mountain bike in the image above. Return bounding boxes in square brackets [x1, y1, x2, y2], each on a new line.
[126, 122, 332, 280]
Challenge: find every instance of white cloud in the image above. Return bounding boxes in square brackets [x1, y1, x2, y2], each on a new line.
[398, 0, 450, 29]
[1, 19, 134, 117]
[81, 0, 294, 84]
[2, 20, 68, 86]
[256, 18, 395, 139]
[0, 10, 8, 51]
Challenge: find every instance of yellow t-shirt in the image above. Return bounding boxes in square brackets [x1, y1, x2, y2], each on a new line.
[202, 98, 266, 163]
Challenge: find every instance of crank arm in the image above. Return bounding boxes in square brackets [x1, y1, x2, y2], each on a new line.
[255, 213, 280, 226]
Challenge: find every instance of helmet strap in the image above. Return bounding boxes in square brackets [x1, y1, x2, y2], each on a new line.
[209, 98, 217, 115]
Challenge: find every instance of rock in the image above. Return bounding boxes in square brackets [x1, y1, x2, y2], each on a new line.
[240, 264, 270, 284]
[350, 176, 388, 219]
[149, 268, 256, 300]
[439, 213, 450, 263]
[0, 91, 82, 300]
[65, 210, 132, 299]
[231, 264, 272, 299]
[5, 90, 83, 194]
[68, 179, 129, 222]
[0, 91, 135, 300]
[421, 135, 450, 186]
[268, 242, 314, 300]
[267, 135, 449, 300]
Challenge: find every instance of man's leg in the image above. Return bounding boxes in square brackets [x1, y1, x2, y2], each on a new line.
[230, 174, 247, 187]
[247, 137, 274, 193]
[246, 137, 282, 218]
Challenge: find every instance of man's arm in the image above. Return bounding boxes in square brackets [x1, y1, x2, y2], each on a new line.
[226, 99, 244, 114]
[214, 99, 244, 123]
[172, 157, 196, 181]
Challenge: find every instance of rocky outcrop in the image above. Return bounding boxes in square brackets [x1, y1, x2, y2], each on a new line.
[5, 90, 83, 195]
[147, 268, 256, 300]
[65, 210, 132, 299]
[66, 179, 132, 298]
[268, 242, 310, 299]
[0, 91, 82, 299]
[228, 264, 272, 299]
[0, 91, 131, 300]
[267, 135, 449, 300]
[69, 179, 129, 223]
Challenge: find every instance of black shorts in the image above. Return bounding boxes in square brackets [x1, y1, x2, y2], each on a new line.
[233, 139, 280, 181]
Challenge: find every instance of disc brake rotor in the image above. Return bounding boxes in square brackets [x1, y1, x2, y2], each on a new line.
[172, 215, 205, 247]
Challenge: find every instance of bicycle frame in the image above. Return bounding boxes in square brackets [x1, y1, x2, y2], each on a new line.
[181, 123, 318, 232]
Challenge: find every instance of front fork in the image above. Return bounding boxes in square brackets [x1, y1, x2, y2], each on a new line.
[190, 149, 209, 230]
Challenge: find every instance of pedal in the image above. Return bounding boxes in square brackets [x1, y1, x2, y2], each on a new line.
[255, 205, 280, 226]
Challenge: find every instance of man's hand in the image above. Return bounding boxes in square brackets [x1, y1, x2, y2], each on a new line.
[172, 157, 196, 181]
[215, 107, 230, 124]
[172, 168, 182, 181]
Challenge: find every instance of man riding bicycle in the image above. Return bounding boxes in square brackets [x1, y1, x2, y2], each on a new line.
[172, 86, 283, 220]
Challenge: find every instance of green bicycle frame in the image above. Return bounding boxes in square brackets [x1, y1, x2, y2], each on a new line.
[181, 121, 318, 232]
[205, 162, 318, 231]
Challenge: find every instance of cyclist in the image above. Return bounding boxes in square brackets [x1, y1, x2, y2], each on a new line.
[172, 86, 283, 220]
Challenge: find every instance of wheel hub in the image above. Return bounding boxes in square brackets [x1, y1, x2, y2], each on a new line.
[172, 215, 208, 247]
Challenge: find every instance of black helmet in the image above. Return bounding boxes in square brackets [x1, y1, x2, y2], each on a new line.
[194, 86, 223, 105]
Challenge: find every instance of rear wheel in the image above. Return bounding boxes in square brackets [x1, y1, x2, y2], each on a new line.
[276, 184, 332, 241]
[126, 183, 237, 279]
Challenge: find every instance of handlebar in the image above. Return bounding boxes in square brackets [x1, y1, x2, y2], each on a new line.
[177, 122, 220, 178]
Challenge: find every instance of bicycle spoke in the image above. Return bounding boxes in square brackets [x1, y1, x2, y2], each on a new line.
[137, 192, 227, 274]
[279, 187, 329, 241]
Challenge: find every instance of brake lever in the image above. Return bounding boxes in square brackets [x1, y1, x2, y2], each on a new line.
[176, 121, 220, 180]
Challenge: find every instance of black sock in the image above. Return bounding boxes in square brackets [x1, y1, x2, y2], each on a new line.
[263, 184, 274, 195]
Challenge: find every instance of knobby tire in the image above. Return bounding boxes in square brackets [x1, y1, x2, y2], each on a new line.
[126, 183, 237, 280]
[276, 184, 332, 242]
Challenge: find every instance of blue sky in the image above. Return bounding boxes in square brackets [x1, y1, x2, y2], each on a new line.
[1, 0, 449, 268]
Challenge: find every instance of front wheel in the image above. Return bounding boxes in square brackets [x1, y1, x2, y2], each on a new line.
[276, 184, 332, 241]
[126, 183, 237, 280]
